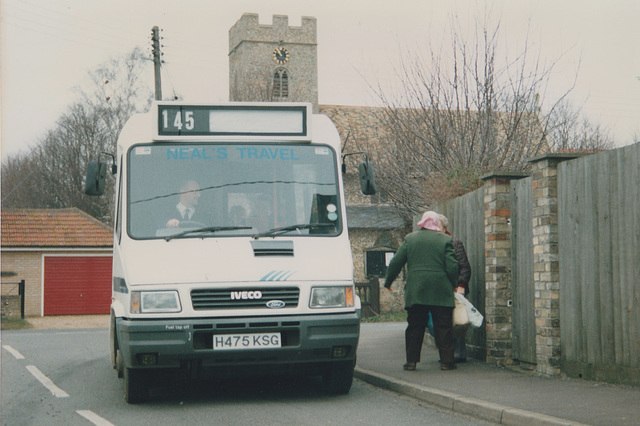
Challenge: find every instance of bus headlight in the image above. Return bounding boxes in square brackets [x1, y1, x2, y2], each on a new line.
[131, 291, 182, 313]
[310, 286, 354, 308]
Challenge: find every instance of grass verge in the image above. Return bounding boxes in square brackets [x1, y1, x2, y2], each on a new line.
[1, 318, 33, 330]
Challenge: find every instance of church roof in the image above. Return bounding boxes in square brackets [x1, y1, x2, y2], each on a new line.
[319, 104, 388, 164]
[320, 104, 550, 165]
[346, 205, 407, 230]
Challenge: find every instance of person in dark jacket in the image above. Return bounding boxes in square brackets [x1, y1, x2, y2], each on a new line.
[439, 214, 472, 363]
[162, 180, 204, 228]
[384, 211, 459, 371]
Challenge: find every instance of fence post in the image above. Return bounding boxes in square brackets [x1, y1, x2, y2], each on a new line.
[19, 280, 25, 319]
[482, 172, 528, 366]
[369, 276, 380, 315]
[529, 154, 580, 376]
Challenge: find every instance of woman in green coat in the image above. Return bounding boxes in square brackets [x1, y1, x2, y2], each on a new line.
[384, 211, 459, 371]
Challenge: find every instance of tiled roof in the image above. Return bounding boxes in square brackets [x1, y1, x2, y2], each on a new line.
[1, 208, 112, 248]
[346, 205, 407, 230]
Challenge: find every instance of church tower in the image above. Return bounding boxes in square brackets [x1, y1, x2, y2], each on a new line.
[228, 14, 318, 112]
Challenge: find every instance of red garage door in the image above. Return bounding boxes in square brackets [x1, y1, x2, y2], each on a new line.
[44, 256, 112, 315]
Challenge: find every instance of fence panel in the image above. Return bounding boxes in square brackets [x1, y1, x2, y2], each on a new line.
[510, 176, 536, 364]
[1, 280, 25, 319]
[558, 143, 640, 377]
[356, 277, 380, 318]
[437, 188, 486, 360]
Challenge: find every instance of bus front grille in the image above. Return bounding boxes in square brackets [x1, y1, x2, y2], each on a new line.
[191, 287, 300, 310]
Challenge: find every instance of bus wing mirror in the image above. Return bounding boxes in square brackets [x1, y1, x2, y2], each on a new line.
[358, 161, 377, 195]
[85, 161, 107, 196]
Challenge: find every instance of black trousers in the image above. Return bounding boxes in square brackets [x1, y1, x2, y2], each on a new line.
[406, 304, 454, 364]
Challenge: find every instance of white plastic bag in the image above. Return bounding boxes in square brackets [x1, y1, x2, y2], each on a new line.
[452, 294, 469, 326]
[452, 294, 470, 337]
[455, 293, 484, 328]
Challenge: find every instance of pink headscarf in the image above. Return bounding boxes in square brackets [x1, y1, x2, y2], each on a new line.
[417, 211, 441, 232]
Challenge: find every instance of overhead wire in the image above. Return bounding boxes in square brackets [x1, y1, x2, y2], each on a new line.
[3, 0, 144, 45]
[3, 0, 218, 71]
[3, 0, 222, 110]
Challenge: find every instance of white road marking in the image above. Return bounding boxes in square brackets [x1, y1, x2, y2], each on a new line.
[2, 345, 25, 360]
[26, 365, 69, 398]
[76, 410, 115, 426]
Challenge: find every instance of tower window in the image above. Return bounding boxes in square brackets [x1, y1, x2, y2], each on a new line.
[273, 68, 289, 98]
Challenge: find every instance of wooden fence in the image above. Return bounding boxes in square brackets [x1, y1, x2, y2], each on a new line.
[510, 176, 535, 365]
[435, 142, 639, 384]
[356, 276, 380, 319]
[435, 189, 486, 360]
[557, 143, 640, 383]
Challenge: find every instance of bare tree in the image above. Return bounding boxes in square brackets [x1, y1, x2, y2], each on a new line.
[368, 16, 610, 217]
[2, 48, 153, 224]
[546, 100, 614, 152]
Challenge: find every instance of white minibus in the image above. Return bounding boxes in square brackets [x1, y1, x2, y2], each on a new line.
[85, 102, 376, 403]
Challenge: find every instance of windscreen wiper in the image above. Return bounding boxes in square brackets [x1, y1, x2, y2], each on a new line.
[164, 226, 253, 241]
[253, 223, 334, 239]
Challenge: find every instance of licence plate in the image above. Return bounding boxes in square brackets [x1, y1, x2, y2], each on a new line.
[213, 332, 281, 350]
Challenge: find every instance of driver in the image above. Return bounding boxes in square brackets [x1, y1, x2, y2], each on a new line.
[165, 180, 202, 228]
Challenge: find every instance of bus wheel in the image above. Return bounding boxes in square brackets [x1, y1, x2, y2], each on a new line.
[109, 313, 117, 369]
[116, 350, 124, 378]
[124, 368, 149, 403]
[321, 360, 354, 394]
[110, 314, 124, 378]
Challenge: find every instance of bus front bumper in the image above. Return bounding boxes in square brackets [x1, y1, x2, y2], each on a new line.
[116, 312, 360, 375]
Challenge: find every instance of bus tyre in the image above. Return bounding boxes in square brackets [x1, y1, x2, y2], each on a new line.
[116, 350, 124, 378]
[321, 360, 355, 395]
[110, 314, 124, 378]
[109, 313, 117, 370]
[124, 368, 149, 403]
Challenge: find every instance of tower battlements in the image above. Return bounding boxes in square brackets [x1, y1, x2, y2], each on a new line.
[229, 13, 317, 52]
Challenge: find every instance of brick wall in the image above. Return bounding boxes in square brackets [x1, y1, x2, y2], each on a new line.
[482, 174, 519, 364]
[529, 155, 572, 375]
[1, 250, 111, 317]
[2, 251, 42, 317]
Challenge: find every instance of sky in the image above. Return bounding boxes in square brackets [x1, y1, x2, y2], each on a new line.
[2, 0, 639, 157]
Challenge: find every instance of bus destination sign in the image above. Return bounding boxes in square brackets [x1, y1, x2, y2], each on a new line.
[155, 103, 309, 139]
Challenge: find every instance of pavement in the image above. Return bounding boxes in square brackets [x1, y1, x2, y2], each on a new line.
[18, 317, 639, 425]
[357, 322, 639, 426]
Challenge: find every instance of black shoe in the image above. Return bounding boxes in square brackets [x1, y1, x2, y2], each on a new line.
[441, 363, 457, 371]
[454, 358, 467, 363]
[403, 362, 416, 371]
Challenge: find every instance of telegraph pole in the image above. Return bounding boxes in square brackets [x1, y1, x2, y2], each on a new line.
[151, 26, 162, 100]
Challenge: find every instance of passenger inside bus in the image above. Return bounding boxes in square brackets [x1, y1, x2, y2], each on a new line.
[246, 195, 274, 232]
[228, 205, 247, 226]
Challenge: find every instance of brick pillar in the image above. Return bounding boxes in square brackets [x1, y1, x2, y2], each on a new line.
[482, 172, 528, 365]
[529, 154, 579, 375]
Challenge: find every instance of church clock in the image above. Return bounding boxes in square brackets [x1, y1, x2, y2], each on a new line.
[272, 46, 290, 65]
